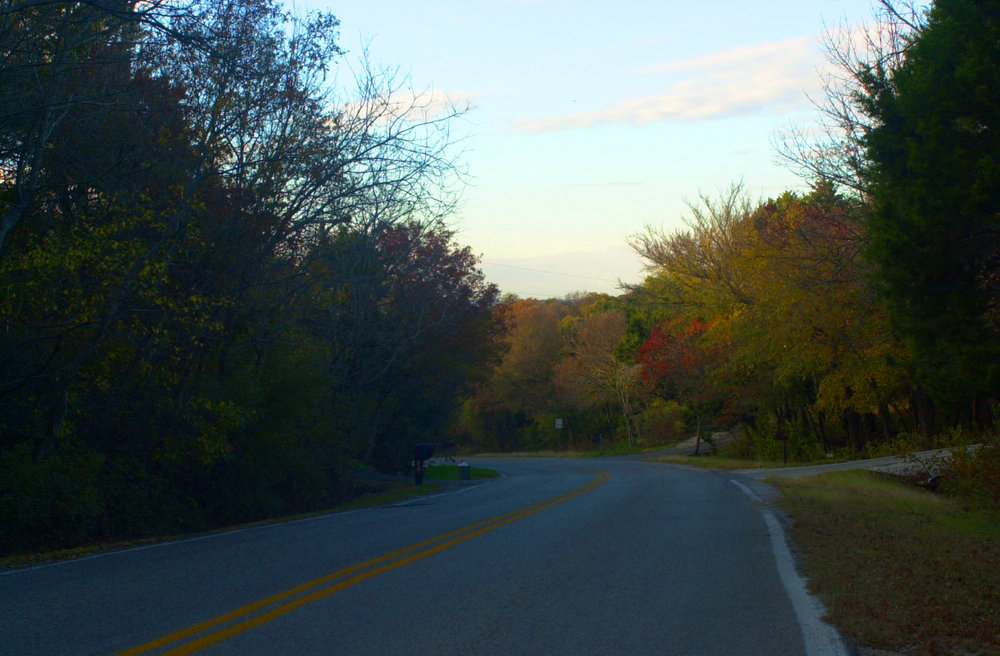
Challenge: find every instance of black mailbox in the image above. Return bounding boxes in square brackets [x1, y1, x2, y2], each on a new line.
[413, 443, 435, 485]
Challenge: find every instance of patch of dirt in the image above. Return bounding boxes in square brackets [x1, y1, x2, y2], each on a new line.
[857, 648, 910, 656]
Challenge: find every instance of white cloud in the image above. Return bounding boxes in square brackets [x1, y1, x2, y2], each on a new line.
[337, 86, 479, 132]
[510, 36, 823, 133]
[387, 88, 478, 120]
[638, 37, 815, 75]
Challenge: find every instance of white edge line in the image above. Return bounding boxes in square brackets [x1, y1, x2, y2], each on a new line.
[729, 479, 762, 502]
[730, 479, 852, 656]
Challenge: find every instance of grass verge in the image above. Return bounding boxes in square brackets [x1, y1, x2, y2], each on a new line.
[772, 470, 1000, 656]
[424, 464, 498, 480]
[0, 480, 443, 570]
[472, 444, 673, 458]
[645, 454, 792, 469]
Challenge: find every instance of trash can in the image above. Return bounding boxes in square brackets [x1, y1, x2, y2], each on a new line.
[458, 460, 471, 480]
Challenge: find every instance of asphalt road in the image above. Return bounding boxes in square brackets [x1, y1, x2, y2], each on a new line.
[1, 457, 849, 655]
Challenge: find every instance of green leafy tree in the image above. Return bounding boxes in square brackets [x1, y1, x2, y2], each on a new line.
[490, 299, 568, 416]
[0, 0, 481, 552]
[555, 310, 644, 448]
[860, 0, 1000, 406]
[632, 184, 911, 452]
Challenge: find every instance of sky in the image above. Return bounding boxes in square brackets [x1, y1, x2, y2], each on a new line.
[299, 0, 892, 298]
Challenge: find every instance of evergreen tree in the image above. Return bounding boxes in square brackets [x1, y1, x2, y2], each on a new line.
[862, 0, 1000, 403]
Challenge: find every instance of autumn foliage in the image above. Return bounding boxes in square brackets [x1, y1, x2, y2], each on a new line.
[0, 0, 499, 554]
[4, 0, 1000, 556]
[461, 176, 996, 461]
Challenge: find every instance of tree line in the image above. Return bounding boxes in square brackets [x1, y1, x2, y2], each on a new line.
[456, 0, 1000, 462]
[3, 0, 997, 555]
[0, 0, 501, 554]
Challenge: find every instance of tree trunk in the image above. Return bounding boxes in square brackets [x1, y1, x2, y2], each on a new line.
[817, 410, 829, 452]
[845, 410, 862, 452]
[913, 388, 935, 445]
[974, 397, 995, 432]
[878, 403, 894, 443]
[803, 407, 826, 452]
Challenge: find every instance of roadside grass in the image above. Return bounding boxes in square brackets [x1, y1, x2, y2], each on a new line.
[645, 454, 794, 469]
[0, 480, 443, 570]
[474, 449, 598, 458]
[772, 470, 1000, 656]
[424, 464, 498, 480]
[647, 448, 866, 469]
[337, 480, 446, 508]
[472, 444, 674, 459]
[576, 443, 672, 457]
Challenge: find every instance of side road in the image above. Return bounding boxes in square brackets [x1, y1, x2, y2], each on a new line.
[732, 448, 954, 480]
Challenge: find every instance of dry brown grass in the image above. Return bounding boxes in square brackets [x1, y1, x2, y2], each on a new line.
[773, 470, 1000, 656]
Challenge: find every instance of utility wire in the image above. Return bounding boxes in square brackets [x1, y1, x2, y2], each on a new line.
[482, 261, 619, 284]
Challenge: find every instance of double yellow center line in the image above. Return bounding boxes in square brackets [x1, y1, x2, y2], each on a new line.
[116, 468, 609, 656]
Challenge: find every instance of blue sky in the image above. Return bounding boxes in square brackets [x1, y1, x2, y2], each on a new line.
[301, 0, 894, 298]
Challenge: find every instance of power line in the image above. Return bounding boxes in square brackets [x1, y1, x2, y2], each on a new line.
[482, 261, 619, 284]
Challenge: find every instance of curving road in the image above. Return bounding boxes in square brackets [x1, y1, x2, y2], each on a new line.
[1, 457, 849, 655]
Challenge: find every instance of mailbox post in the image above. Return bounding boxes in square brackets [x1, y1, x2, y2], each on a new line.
[413, 443, 435, 485]
[774, 430, 789, 465]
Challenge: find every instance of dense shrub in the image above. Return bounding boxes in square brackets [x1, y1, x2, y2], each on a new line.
[942, 442, 1000, 510]
[0, 442, 105, 553]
